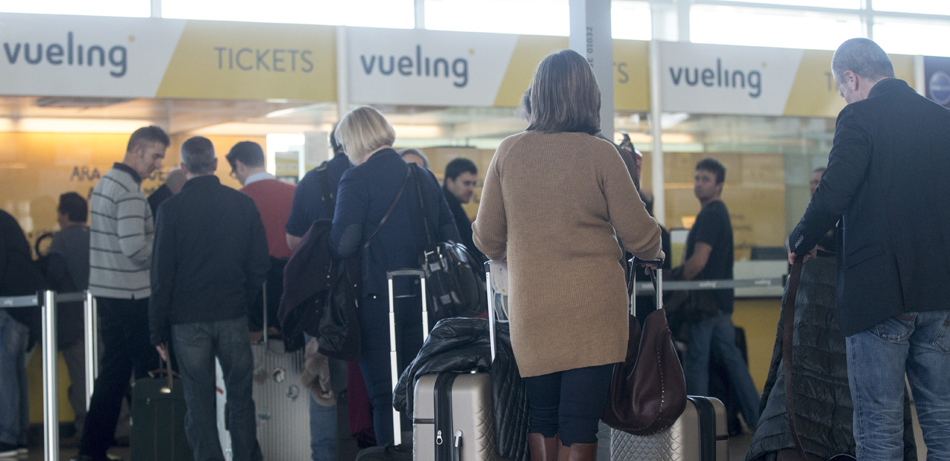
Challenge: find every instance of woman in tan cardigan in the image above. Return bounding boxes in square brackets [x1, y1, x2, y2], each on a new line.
[473, 49, 663, 461]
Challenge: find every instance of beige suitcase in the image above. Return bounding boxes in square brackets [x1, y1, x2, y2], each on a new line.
[413, 372, 498, 461]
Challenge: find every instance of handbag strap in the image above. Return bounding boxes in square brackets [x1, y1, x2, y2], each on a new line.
[408, 164, 435, 245]
[363, 167, 411, 250]
[783, 255, 808, 461]
[317, 162, 335, 218]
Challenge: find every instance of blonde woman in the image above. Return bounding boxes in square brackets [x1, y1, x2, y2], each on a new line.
[473, 50, 663, 461]
[328, 106, 459, 445]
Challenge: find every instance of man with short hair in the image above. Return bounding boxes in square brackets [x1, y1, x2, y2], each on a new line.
[149, 136, 269, 461]
[284, 129, 351, 461]
[227, 141, 296, 259]
[443, 157, 485, 262]
[78, 126, 168, 461]
[48, 192, 91, 438]
[789, 38, 950, 459]
[679, 158, 760, 431]
[399, 148, 430, 170]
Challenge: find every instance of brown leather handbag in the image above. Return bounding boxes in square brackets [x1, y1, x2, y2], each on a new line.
[602, 258, 688, 435]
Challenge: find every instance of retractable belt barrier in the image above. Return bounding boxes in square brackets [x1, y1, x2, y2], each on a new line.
[0, 290, 99, 461]
[632, 277, 786, 294]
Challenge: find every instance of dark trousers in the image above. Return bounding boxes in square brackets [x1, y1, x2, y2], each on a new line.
[173, 316, 262, 461]
[80, 297, 159, 459]
[523, 364, 614, 446]
[358, 295, 424, 446]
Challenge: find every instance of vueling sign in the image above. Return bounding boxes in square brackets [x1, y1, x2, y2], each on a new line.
[3, 32, 128, 77]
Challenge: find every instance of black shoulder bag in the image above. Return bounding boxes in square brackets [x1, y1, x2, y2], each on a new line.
[408, 164, 486, 323]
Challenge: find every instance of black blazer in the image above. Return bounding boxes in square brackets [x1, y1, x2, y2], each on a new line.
[149, 175, 271, 345]
[789, 79, 950, 336]
[329, 149, 459, 297]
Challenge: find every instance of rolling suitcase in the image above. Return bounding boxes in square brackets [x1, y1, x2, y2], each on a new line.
[610, 396, 727, 461]
[130, 361, 193, 461]
[380, 269, 499, 461]
[610, 262, 728, 461]
[216, 283, 310, 460]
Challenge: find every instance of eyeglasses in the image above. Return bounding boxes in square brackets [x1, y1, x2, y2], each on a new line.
[229, 169, 237, 179]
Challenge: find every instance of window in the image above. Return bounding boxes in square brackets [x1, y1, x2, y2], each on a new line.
[874, 18, 950, 57]
[424, 0, 569, 35]
[162, 0, 414, 28]
[612, 1, 651, 40]
[0, 0, 149, 17]
[691, 5, 862, 50]
[873, 0, 950, 16]
[712, 0, 860, 9]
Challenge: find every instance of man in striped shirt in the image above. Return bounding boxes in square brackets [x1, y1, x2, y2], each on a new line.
[78, 126, 168, 461]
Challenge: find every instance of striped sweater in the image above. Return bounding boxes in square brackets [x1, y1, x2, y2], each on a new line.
[89, 163, 154, 299]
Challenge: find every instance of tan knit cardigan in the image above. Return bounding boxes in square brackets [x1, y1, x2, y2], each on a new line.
[473, 131, 662, 377]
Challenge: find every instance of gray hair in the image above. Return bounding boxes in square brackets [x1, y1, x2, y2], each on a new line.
[832, 38, 895, 83]
[399, 148, 430, 168]
[181, 136, 216, 175]
[336, 106, 396, 164]
[527, 49, 601, 135]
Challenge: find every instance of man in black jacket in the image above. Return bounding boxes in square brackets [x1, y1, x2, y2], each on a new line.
[788, 38, 950, 460]
[149, 136, 270, 461]
[443, 157, 485, 264]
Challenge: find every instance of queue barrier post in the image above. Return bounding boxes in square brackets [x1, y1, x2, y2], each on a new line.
[41, 290, 59, 461]
[83, 291, 98, 409]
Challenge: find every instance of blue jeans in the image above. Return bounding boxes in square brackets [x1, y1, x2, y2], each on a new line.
[684, 314, 760, 428]
[847, 309, 950, 461]
[172, 316, 263, 461]
[522, 364, 614, 446]
[0, 310, 29, 446]
[304, 334, 348, 461]
[358, 294, 424, 446]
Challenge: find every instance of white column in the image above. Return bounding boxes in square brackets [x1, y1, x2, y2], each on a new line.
[569, 0, 614, 137]
[914, 55, 926, 96]
[336, 26, 349, 121]
[150, 0, 161, 18]
[414, 0, 426, 29]
[649, 39, 665, 226]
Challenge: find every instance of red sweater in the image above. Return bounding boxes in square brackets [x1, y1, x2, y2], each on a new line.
[241, 179, 296, 259]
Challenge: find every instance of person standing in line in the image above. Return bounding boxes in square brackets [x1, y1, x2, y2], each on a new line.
[442, 157, 485, 264]
[77, 126, 167, 461]
[678, 158, 760, 431]
[473, 49, 662, 461]
[0, 209, 45, 459]
[788, 38, 950, 460]
[47, 192, 92, 440]
[398, 148, 430, 170]
[149, 136, 269, 461]
[227, 141, 296, 338]
[329, 106, 459, 446]
[285, 129, 353, 461]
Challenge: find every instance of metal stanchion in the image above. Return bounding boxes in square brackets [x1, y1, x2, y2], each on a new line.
[41, 290, 59, 461]
[83, 291, 98, 409]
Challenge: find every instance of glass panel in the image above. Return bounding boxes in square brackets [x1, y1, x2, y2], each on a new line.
[874, 18, 950, 57]
[691, 5, 862, 50]
[717, 0, 860, 9]
[162, 0, 414, 28]
[425, 0, 569, 36]
[612, 1, 651, 40]
[873, 0, 950, 15]
[0, 0, 149, 17]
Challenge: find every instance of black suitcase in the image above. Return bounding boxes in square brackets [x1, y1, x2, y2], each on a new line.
[130, 368, 193, 461]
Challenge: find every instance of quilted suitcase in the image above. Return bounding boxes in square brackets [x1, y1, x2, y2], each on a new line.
[610, 396, 727, 461]
[217, 283, 310, 460]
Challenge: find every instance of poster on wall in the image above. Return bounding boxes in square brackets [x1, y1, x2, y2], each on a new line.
[924, 56, 950, 108]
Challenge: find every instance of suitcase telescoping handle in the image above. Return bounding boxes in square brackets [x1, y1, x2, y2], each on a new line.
[386, 269, 431, 446]
[630, 258, 663, 317]
[484, 261, 498, 362]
